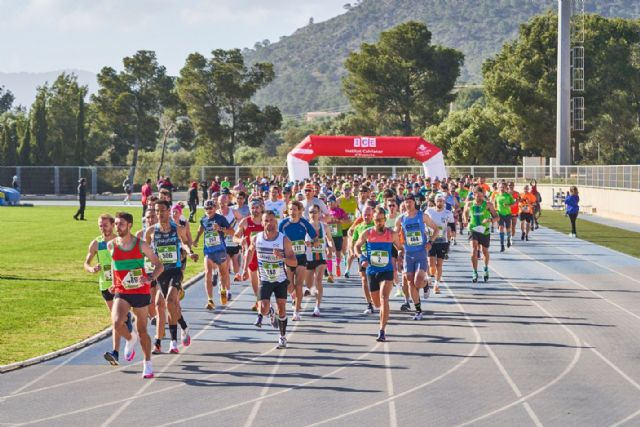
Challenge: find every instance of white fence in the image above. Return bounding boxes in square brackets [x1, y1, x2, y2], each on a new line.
[1, 164, 638, 195]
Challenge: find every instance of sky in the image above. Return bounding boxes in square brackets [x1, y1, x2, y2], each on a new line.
[0, 0, 349, 74]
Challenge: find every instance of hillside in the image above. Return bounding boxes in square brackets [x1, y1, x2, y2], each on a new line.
[245, 0, 640, 114]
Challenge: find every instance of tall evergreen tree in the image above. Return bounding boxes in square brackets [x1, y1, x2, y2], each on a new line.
[18, 125, 31, 166]
[75, 92, 86, 164]
[31, 87, 48, 165]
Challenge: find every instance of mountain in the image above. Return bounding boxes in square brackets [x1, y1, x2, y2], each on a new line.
[0, 69, 97, 108]
[245, 0, 640, 114]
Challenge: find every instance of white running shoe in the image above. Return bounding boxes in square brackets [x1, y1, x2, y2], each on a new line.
[181, 327, 191, 347]
[292, 312, 301, 321]
[313, 307, 320, 317]
[363, 303, 374, 315]
[124, 329, 138, 362]
[277, 336, 287, 349]
[169, 340, 179, 354]
[142, 361, 154, 379]
[413, 312, 423, 321]
[434, 281, 440, 294]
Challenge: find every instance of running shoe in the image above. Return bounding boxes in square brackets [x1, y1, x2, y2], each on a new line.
[234, 273, 242, 282]
[424, 285, 431, 299]
[251, 301, 259, 311]
[376, 330, 386, 342]
[206, 299, 216, 310]
[327, 275, 335, 284]
[142, 362, 154, 379]
[292, 311, 301, 321]
[220, 288, 228, 306]
[269, 307, 278, 329]
[413, 311, 423, 321]
[394, 286, 404, 298]
[484, 269, 489, 283]
[344, 272, 350, 279]
[525, 234, 529, 241]
[169, 340, 179, 354]
[521, 232, 525, 241]
[179, 287, 185, 301]
[500, 244, 505, 253]
[472, 271, 478, 283]
[363, 303, 374, 315]
[507, 237, 511, 248]
[125, 312, 133, 333]
[400, 302, 411, 312]
[181, 327, 191, 347]
[254, 314, 263, 328]
[434, 281, 440, 294]
[103, 351, 119, 366]
[124, 330, 138, 362]
[227, 292, 232, 301]
[152, 341, 162, 354]
[313, 307, 321, 317]
[303, 289, 311, 297]
[336, 265, 342, 277]
[212, 272, 219, 288]
[277, 336, 287, 349]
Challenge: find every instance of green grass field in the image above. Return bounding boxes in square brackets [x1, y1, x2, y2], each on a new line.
[540, 210, 640, 258]
[0, 205, 202, 365]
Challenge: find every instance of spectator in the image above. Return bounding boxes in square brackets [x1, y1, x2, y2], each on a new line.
[141, 178, 153, 217]
[565, 186, 580, 238]
[220, 176, 231, 190]
[159, 176, 175, 200]
[209, 178, 220, 195]
[123, 177, 132, 205]
[188, 181, 199, 222]
[73, 178, 87, 221]
[12, 175, 20, 193]
[200, 181, 209, 206]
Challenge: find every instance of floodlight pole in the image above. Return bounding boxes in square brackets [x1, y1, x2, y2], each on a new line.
[556, 0, 571, 166]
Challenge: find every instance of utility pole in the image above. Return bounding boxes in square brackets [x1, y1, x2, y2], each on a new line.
[556, 0, 571, 166]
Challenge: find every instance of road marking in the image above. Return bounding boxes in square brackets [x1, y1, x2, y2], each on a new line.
[384, 343, 398, 427]
[611, 407, 640, 427]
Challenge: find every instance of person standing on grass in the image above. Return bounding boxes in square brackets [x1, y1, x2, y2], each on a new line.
[73, 178, 87, 221]
[141, 179, 153, 217]
[565, 186, 580, 238]
[188, 182, 199, 222]
[83, 213, 132, 365]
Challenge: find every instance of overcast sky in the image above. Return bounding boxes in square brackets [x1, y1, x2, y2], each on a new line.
[0, 0, 349, 74]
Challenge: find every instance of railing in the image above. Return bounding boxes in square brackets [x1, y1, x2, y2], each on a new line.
[1, 164, 638, 195]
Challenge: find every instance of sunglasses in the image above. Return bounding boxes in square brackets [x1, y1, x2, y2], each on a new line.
[387, 203, 396, 207]
[205, 207, 214, 210]
[304, 189, 312, 192]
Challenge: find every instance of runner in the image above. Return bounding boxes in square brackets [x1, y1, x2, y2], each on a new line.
[235, 199, 265, 310]
[350, 204, 376, 314]
[278, 200, 318, 320]
[508, 182, 520, 241]
[84, 214, 132, 365]
[354, 207, 401, 342]
[383, 194, 407, 304]
[337, 183, 358, 278]
[218, 194, 244, 287]
[518, 185, 537, 241]
[426, 194, 454, 294]
[305, 206, 335, 317]
[301, 182, 329, 220]
[464, 185, 498, 283]
[326, 195, 349, 281]
[493, 181, 516, 252]
[107, 212, 163, 378]
[395, 194, 439, 320]
[265, 185, 286, 222]
[246, 210, 297, 349]
[193, 199, 233, 310]
[145, 200, 198, 354]
[137, 205, 159, 329]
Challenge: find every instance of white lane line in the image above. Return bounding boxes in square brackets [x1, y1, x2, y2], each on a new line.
[482, 343, 542, 427]
[611, 407, 640, 427]
[100, 286, 252, 427]
[584, 342, 640, 392]
[510, 241, 640, 322]
[304, 281, 483, 427]
[453, 240, 583, 426]
[538, 236, 640, 285]
[384, 343, 398, 427]
[9, 345, 91, 396]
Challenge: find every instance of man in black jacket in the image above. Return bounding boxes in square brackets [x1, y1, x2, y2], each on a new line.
[74, 178, 87, 220]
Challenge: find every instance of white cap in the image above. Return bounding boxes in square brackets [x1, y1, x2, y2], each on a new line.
[13, 176, 18, 180]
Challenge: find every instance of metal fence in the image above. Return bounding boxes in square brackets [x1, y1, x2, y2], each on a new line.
[1, 164, 638, 195]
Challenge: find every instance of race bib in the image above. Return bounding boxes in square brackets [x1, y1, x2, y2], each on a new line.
[225, 234, 238, 246]
[204, 230, 222, 247]
[406, 231, 423, 246]
[347, 213, 355, 222]
[312, 244, 325, 254]
[522, 205, 530, 213]
[291, 240, 306, 255]
[144, 258, 155, 274]
[330, 223, 339, 235]
[370, 250, 389, 267]
[262, 262, 281, 281]
[122, 268, 144, 289]
[472, 225, 486, 234]
[103, 265, 112, 281]
[157, 245, 178, 264]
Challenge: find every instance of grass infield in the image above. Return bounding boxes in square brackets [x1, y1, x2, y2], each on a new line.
[0, 205, 202, 365]
[540, 210, 640, 259]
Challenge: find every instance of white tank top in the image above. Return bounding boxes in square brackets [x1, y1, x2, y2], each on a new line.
[256, 231, 288, 283]
[219, 208, 239, 247]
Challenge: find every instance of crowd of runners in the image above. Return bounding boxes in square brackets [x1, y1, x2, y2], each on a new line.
[83, 173, 543, 378]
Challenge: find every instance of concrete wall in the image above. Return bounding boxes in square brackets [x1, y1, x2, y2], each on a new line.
[538, 184, 640, 224]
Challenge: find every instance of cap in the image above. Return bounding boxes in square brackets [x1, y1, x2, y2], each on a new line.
[261, 178, 268, 184]
[327, 195, 337, 202]
[171, 203, 183, 213]
[204, 200, 215, 208]
[342, 183, 352, 190]
[191, 181, 198, 188]
[405, 194, 416, 202]
[435, 193, 445, 201]
[304, 183, 314, 191]
[282, 186, 292, 194]
[221, 187, 230, 195]
[250, 198, 263, 206]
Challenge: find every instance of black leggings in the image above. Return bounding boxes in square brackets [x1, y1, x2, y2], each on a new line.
[568, 213, 578, 235]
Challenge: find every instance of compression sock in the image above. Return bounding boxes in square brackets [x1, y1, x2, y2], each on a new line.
[278, 316, 288, 336]
[415, 302, 422, 313]
[169, 325, 178, 341]
[499, 232, 504, 245]
[178, 316, 188, 330]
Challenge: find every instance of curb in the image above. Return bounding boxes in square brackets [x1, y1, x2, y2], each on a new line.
[0, 272, 205, 374]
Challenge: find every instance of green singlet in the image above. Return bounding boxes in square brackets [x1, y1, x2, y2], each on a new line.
[493, 192, 515, 216]
[468, 200, 491, 236]
[353, 221, 374, 251]
[96, 235, 113, 291]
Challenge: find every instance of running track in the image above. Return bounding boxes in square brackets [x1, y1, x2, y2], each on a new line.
[1, 226, 640, 426]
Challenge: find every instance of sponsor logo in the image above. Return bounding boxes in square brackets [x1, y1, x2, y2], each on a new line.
[353, 138, 361, 147]
[362, 137, 369, 147]
[416, 144, 431, 156]
[291, 148, 314, 155]
[370, 137, 376, 148]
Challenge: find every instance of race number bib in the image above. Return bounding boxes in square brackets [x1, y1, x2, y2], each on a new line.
[225, 234, 238, 246]
[522, 205, 530, 213]
[157, 245, 178, 264]
[370, 250, 389, 267]
[329, 223, 339, 235]
[204, 230, 222, 247]
[347, 213, 355, 222]
[472, 225, 486, 234]
[122, 268, 144, 289]
[262, 262, 281, 282]
[406, 231, 424, 246]
[312, 244, 325, 254]
[144, 258, 154, 274]
[291, 240, 306, 255]
[103, 264, 113, 281]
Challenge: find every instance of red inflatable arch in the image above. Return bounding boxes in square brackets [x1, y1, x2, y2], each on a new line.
[286, 135, 447, 181]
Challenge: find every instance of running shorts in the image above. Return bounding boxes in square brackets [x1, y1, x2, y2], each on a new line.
[333, 236, 344, 252]
[470, 231, 491, 248]
[306, 259, 326, 270]
[519, 212, 533, 223]
[403, 250, 428, 274]
[448, 222, 457, 232]
[157, 268, 183, 298]
[288, 255, 307, 272]
[428, 242, 449, 259]
[367, 270, 394, 292]
[114, 293, 151, 308]
[226, 246, 241, 256]
[207, 250, 228, 265]
[101, 289, 114, 302]
[498, 214, 511, 227]
[259, 280, 289, 300]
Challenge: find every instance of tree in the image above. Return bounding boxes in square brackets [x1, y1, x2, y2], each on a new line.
[176, 49, 282, 165]
[18, 125, 31, 165]
[31, 86, 49, 165]
[0, 86, 14, 114]
[343, 21, 463, 136]
[483, 13, 640, 163]
[47, 73, 88, 165]
[0, 117, 19, 166]
[75, 91, 86, 164]
[92, 50, 174, 185]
